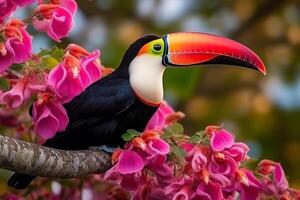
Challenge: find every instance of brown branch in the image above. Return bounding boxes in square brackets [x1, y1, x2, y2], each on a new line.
[0, 135, 112, 178]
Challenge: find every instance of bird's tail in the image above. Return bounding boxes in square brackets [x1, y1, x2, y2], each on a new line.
[7, 173, 36, 190]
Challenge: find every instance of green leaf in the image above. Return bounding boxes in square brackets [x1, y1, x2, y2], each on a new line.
[38, 48, 52, 56]
[163, 123, 184, 139]
[41, 56, 59, 69]
[194, 131, 205, 137]
[10, 64, 23, 72]
[50, 47, 65, 61]
[121, 133, 134, 141]
[127, 129, 140, 137]
[0, 77, 10, 90]
[121, 129, 140, 141]
[171, 145, 186, 158]
[188, 134, 202, 144]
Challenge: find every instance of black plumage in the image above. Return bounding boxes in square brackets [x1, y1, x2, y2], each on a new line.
[8, 34, 161, 189]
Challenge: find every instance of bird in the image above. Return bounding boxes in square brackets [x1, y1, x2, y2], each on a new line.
[7, 32, 266, 189]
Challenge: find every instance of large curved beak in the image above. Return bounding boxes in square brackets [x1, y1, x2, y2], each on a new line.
[162, 32, 266, 75]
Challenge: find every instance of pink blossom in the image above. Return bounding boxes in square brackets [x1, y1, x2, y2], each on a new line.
[186, 146, 207, 173]
[6, 28, 32, 64]
[235, 169, 261, 200]
[32, 91, 69, 139]
[33, 0, 77, 41]
[0, 42, 15, 73]
[209, 152, 237, 178]
[165, 178, 191, 200]
[80, 49, 102, 83]
[191, 181, 224, 200]
[145, 101, 185, 131]
[1, 74, 47, 108]
[1, 78, 26, 108]
[11, 0, 35, 6]
[49, 46, 102, 103]
[210, 129, 235, 151]
[117, 150, 144, 174]
[0, 19, 32, 71]
[132, 181, 167, 200]
[273, 163, 289, 192]
[0, 0, 16, 22]
[48, 54, 89, 103]
[224, 142, 249, 163]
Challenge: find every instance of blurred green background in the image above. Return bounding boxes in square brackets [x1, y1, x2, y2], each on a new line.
[6, 0, 300, 190]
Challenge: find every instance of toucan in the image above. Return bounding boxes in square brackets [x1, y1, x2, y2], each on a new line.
[8, 32, 266, 189]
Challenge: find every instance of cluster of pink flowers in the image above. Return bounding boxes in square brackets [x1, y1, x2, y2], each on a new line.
[32, 0, 77, 41]
[32, 44, 104, 139]
[0, 19, 32, 73]
[104, 120, 300, 199]
[1, 43, 104, 139]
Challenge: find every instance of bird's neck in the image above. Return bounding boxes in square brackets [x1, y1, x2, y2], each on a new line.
[129, 54, 165, 106]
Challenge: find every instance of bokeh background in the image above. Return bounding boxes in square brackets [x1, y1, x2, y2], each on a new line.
[4, 0, 300, 190]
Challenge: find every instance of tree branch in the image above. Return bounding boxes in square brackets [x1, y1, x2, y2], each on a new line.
[0, 135, 112, 178]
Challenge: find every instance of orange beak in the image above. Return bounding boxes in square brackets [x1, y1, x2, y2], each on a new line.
[162, 32, 266, 75]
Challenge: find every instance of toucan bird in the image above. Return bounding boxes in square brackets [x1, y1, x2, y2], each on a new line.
[8, 32, 266, 189]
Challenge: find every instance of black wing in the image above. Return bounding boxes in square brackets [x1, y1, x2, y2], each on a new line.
[43, 76, 136, 149]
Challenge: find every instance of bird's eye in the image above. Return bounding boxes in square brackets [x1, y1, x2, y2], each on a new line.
[153, 44, 162, 52]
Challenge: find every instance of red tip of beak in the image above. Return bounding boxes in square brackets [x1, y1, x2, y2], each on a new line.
[164, 32, 267, 75]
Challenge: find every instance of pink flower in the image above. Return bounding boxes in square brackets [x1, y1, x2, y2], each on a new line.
[0, 0, 16, 22]
[49, 45, 102, 103]
[191, 181, 224, 200]
[273, 163, 289, 192]
[11, 0, 35, 7]
[165, 178, 191, 200]
[33, 0, 77, 41]
[258, 160, 289, 196]
[48, 54, 88, 103]
[105, 150, 146, 191]
[186, 146, 207, 173]
[1, 74, 47, 108]
[209, 152, 237, 178]
[0, 42, 15, 73]
[145, 101, 185, 131]
[80, 49, 103, 83]
[5, 27, 32, 64]
[1, 78, 26, 108]
[224, 142, 249, 163]
[0, 19, 32, 70]
[132, 180, 167, 200]
[32, 90, 69, 139]
[210, 129, 235, 152]
[235, 169, 261, 200]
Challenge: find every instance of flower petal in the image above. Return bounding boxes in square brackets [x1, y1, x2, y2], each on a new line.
[210, 129, 234, 151]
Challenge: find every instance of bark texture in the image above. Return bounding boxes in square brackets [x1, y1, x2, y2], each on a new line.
[0, 135, 112, 178]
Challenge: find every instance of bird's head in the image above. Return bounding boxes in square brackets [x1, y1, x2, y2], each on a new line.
[123, 32, 266, 106]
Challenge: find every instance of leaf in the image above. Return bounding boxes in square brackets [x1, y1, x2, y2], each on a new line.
[127, 129, 140, 137]
[194, 131, 205, 137]
[121, 133, 134, 141]
[121, 129, 140, 142]
[38, 48, 52, 56]
[171, 145, 186, 158]
[189, 134, 202, 144]
[163, 123, 184, 139]
[0, 77, 10, 90]
[50, 47, 65, 61]
[10, 64, 23, 72]
[41, 56, 59, 69]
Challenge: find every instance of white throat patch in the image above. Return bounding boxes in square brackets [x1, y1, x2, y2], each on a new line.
[129, 54, 165, 105]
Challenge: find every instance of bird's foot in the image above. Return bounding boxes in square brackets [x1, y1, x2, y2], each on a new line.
[89, 145, 117, 154]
